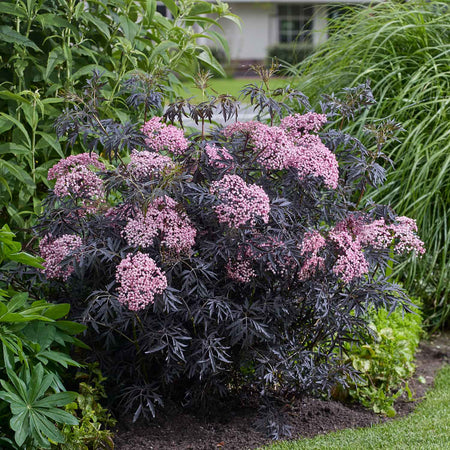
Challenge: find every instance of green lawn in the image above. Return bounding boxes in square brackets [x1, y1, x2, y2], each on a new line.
[179, 77, 292, 102]
[263, 365, 450, 450]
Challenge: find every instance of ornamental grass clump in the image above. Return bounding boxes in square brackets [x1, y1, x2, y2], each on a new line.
[36, 72, 423, 437]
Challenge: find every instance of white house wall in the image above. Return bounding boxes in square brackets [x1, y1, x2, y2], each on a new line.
[220, 3, 329, 62]
[221, 3, 277, 61]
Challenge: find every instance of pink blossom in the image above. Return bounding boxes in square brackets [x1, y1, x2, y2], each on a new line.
[115, 252, 167, 311]
[358, 218, 393, 249]
[224, 121, 293, 169]
[142, 117, 189, 155]
[280, 112, 328, 143]
[210, 175, 270, 229]
[53, 165, 105, 200]
[298, 231, 326, 280]
[329, 230, 369, 283]
[222, 121, 261, 138]
[226, 256, 256, 283]
[123, 196, 196, 254]
[390, 216, 425, 255]
[39, 234, 82, 280]
[128, 149, 174, 180]
[48, 153, 105, 180]
[286, 135, 339, 189]
[205, 144, 233, 169]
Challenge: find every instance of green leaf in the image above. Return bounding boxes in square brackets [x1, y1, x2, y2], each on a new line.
[37, 13, 72, 29]
[8, 251, 44, 268]
[145, 0, 156, 23]
[43, 303, 70, 320]
[0, 26, 41, 52]
[39, 407, 79, 425]
[0, 112, 31, 146]
[149, 40, 179, 63]
[0, 159, 35, 188]
[45, 47, 65, 80]
[54, 320, 87, 335]
[0, 143, 30, 156]
[37, 350, 81, 368]
[0, 90, 31, 104]
[196, 50, 226, 77]
[11, 410, 29, 446]
[34, 391, 78, 408]
[0, 3, 27, 18]
[31, 411, 65, 443]
[161, 0, 178, 17]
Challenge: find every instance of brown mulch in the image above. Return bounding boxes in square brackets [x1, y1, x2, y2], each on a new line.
[113, 333, 450, 450]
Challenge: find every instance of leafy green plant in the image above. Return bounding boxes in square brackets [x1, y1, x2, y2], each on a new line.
[0, 225, 88, 448]
[288, 0, 450, 328]
[0, 0, 239, 232]
[56, 364, 116, 450]
[339, 304, 423, 417]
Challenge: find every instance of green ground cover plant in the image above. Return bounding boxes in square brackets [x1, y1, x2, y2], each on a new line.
[288, 0, 450, 329]
[0, 0, 238, 232]
[338, 304, 422, 417]
[265, 364, 450, 450]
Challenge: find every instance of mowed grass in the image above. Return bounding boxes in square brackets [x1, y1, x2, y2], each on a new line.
[262, 365, 450, 450]
[178, 77, 292, 102]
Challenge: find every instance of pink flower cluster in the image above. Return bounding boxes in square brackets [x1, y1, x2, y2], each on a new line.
[286, 135, 339, 189]
[226, 255, 256, 283]
[115, 252, 167, 311]
[337, 214, 425, 255]
[388, 216, 425, 255]
[48, 153, 105, 203]
[298, 215, 425, 283]
[249, 123, 294, 170]
[205, 144, 233, 169]
[298, 231, 326, 280]
[280, 112, 328, 143]
[329, 229, 369, 283]
[128, 150, 174, 180]
[142, 117, 189, 155]
[210, 175, 270, 229]
[222, 121, 260, 138]
[123, 196, 196, 254]
[39, 234, 82, 280]
[48, 153, 105, 180]
[223, 118, 339, 189]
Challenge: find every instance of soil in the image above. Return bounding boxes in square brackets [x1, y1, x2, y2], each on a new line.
[113, 333, 450, 450]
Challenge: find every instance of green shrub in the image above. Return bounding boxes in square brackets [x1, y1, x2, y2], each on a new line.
[0, 0, 238, 232]
[0, 225, 87, 448]
[339, 304, 423, 417]
[267, 42, 314, 68]
[289, 0, 450, 328]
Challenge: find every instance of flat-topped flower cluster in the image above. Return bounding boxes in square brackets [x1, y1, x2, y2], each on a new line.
[38, 81, 424, 422]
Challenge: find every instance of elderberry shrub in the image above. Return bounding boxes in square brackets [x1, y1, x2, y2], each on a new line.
[37, 73, 424, 436]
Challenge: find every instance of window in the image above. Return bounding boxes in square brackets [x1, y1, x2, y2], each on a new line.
[278, 5, 314, 44]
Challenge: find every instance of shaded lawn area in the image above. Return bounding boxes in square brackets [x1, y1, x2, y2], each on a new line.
[179, 77, 292, 102]
[264, 365, 450, 450]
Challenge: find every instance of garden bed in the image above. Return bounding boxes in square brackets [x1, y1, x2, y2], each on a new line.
[114, 333, 449, 449]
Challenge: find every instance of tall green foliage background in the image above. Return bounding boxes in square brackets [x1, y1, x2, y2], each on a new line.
[0, 0, 238, 232]
[289, 0, 450, 328]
